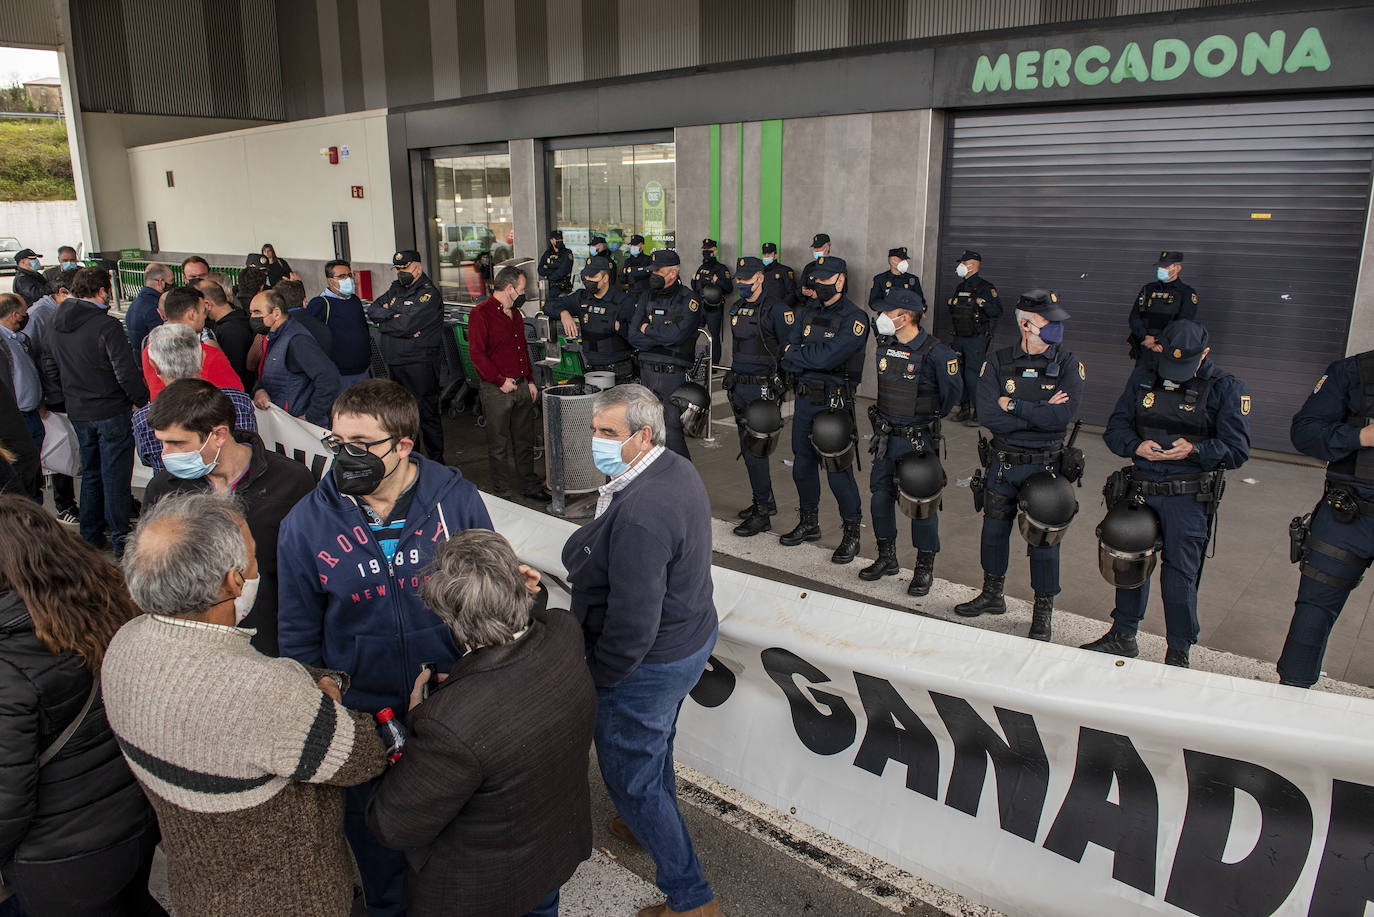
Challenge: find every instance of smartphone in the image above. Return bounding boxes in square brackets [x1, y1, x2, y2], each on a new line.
[419, 662, 440, 700]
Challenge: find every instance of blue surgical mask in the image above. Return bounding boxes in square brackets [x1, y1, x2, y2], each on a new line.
[592, 436, 631, 477]
[60, 261, 78, 271]
[628, 245, 641, 256]
[762, 256, 775, 266]
[812, 251, 823, 261]
[163, 436, 221, 479]
[29, 259, 40, 271]
[736, 281, 755, 298]
[1156, 267, 1171, 283]
[338, 277, 355, 296]
[1037, 321, 1064, 345]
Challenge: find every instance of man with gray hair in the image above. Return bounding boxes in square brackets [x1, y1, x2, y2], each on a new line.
[102, 492, 387, 917]
[368, 530, 595, 916]
[126, 263, 173, 352]
[132, 323, 256, 474]
[561, 383, 722, 917]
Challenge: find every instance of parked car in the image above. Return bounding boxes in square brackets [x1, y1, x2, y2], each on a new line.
[0, 237, 21, 275]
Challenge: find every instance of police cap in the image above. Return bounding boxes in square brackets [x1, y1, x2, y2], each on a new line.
[888, 246, 908, 260]
[581, 256, 612, 277]
[956, 249, 982, 263]
[548, 229, 563, 240]
[701, 238, 718, 249]
[1016, 289, 1069, 322]
[1156, 320, 1209, 381]
[392, 250, 422, 267]
[736, 256, 766, 278]
[650, 249, 681, 267]
[14, 247, 40, 261]
[629, 234, 645, 245]
[811, 256, 846, 280]
[811, 233, 830, 248]
[1155, 250, 1184, 266]
[761, 242, 778, 254]
[879, 288, 926, 314]
[589, 235, 606, 246]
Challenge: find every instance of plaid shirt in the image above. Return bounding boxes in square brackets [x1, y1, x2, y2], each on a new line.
[595, 445, 665, 518]
[134, 387, 258, 474]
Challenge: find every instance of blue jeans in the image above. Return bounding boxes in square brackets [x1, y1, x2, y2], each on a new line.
[22, 411, 44, 504]
[525, 890, 559, 916]
[596, 627, 718, 912]
[72, 412, 134, 550]
[345, 781, 406, 917]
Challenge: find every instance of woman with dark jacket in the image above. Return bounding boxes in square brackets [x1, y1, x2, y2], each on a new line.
[260, 243, 292, 288]
[367, 531, 595, 917]
[0, 496, 165, 917]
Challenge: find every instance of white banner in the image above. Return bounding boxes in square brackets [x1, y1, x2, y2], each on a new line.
[233, 412, 1374, 917]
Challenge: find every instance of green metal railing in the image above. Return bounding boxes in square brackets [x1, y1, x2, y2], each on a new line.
[114, 259, 243, 303]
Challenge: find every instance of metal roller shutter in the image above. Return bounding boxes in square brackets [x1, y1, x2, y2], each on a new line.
[935, 95, 1374, 452]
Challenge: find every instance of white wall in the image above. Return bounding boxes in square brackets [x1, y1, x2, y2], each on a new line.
[0, 201, 82, 258]
[127, 110, 396, 264]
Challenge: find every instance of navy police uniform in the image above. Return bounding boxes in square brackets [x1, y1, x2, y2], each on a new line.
[726, 257, 793, 525]
[946, 249, 1002, 421]
[867, 289, 961, 562]
[1099, 321, 1250, 661]
[628, 249, 705, 459]
[545, 257, 638, 382]
[587, 235, 618, 287]
[867, 246, 924, 309]
[692, 238, 734, 365]
[1129, 250, 1198, 371]
[798, 233, 844, 294]
[1278, 351, 1374, 687]
[780, 256, 869, 525]
[760, 243, 800, 308]
[538, 230, 573, 296]
[621, 234, 653, 297]
[365, 249, 446, 461]
[970, 291, 1083, 596]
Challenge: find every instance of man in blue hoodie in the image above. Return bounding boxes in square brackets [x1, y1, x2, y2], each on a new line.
[277, 379, 492, 917]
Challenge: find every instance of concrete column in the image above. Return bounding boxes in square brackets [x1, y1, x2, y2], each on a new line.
[1349, 174, 1374, 356]
[55, 0, 98, 253]
[675, 125, 710, 258]
[509, 138, 547, 287]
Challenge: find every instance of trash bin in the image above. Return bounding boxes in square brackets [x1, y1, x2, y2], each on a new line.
[542, 383, 606, 517]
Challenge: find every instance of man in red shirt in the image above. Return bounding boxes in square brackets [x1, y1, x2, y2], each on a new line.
[467, 266, 549, 503]
[141, 285, 244, 398]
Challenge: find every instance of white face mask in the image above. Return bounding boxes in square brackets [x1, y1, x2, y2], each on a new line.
[234, 575, 260, 625]
[874, 313, 898, 336]
[955, 263, 969, 279]
[896, 260, 910, 274]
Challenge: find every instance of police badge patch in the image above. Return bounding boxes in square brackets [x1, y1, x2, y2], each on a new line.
[1241, 395, 1252, 415]
[731, 316, 738, 325]
[689, 300, 699, 312]
[947, 359, 959, 375]
[1314, 375, 1327, 394]
[1005, 379, 1016, 394]
[853, 320, 866, 336]
[1143, 392, 1155, 408]
[784, 311, 795, 325]
[420, 292, 432, 302]
[879, 358, 888, 372]
[1078, 362, 1086, 380]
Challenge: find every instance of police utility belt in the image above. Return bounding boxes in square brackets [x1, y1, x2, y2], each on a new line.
[868, 406, 941, 461]
[799, 378, 854, 407]
[1104, 467, 1224, 510]
[642, 360, 686, 374]
[723, 370, 778, 389]
[985, 437, 1063, 466]
[1288, 483, 1374, 592]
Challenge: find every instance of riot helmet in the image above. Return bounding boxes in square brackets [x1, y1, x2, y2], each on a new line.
[1096, 501, 1163, 588]
[810, 409, 856, 472]
[670, 381, 711, 438]
[741, 399, 784, 459]
[700, 283, 724, 307]
[896, 452, 945, 519]
[1016, 471, 1079, 547]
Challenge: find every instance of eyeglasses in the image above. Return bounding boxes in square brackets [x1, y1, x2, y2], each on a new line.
[331, 272, 353, 280]
[321, 433, 394, 457]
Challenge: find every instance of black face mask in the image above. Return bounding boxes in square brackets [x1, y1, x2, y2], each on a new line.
[512, 293, 527, 309]
[582, 277, 601, 294]
[332, 446, 394, 496]
[249, 316, 271, 335]
[813, 281, 838, 302]
[397, 271, 416, 287]
[648, 273, 667, 291]
[702, 249, 714, 260]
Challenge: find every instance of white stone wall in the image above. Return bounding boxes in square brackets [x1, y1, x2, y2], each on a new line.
[0, 200, 83, 259]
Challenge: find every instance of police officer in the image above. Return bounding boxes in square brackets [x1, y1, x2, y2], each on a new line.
[860, 288, 961, 595]
[366, 250, 446, 460]
[538, 229, 573, 297]
[1086, 320, 1250, 668]
[587, 235, 618, 287]
[1277, 350, 1374, 688]
[779, 256, 870, 563]
[955, 291, 1084, 639]
[760, 242, 799, 308]
[628, 250, 704, 459]
[692, 238, 734, 365]
[947, 249, 1001, 425]
[1128, 250, 1197, 371]
[799, 233, 844, 297]
[621, 233, 652, 297]
[546, 256, 638, 383]
[867, 246, 923, 309]
[728, 256, 794, 537]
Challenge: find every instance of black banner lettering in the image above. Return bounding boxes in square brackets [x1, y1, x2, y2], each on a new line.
[930, 693, 1049, 841]
[689, 655, 737, 708]
[760, 648, 856, 756]
[1309, 779, 1374, 917]
[1043, 727, 1159, 895]
[852, 673, 940, 799]
[1165, 750, 1313, 917]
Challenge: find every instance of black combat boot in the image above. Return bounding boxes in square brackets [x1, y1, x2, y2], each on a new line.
[951, 404, 969, 423]
[732, 504, 772, 537]
[1029, 593, 1053, 641]
[779, 508, 821, 546]
[832, 520, 862, 564]
[954, 573, 1006, 617]
[1163, 647, 1190, 668]
[908, 551, 936, 597]
[963, 406, 979, 428]
[858, 539, 899, 581]
[738, 497, 777, 520]
[1079, 628, 1140, 658]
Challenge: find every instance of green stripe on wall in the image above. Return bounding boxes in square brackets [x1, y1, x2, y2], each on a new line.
[759, 120, 783, 251]
[708, 124, 721, 246]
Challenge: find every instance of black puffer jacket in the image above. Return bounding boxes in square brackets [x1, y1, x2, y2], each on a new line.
[0, 591, 155, 866]
[12, 267, 51, 307]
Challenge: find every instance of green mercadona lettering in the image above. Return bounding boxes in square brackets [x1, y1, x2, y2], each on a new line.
[971, 27, 1330, 93]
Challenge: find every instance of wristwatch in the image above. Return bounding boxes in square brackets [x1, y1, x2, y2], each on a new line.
[1004, 398, 1018, 413]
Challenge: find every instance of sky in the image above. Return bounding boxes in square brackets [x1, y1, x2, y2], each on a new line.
[0, 47, 59, 87]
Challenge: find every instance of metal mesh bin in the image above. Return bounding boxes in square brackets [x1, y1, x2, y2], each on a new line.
[543, 383, 606, 516]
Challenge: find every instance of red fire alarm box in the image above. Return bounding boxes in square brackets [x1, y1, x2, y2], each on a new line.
[350, 185, 364, 199]
[356, 269, 373, 301]
[328, 146, 339, 164]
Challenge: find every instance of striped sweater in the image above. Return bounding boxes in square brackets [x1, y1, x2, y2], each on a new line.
[101, 614, 386, 917]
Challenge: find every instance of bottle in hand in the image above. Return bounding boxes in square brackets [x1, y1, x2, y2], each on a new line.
[376, 707, 406, 764]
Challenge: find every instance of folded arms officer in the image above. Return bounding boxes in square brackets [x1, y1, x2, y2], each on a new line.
[621, 234, 652, 297]
[628, 250, 704, 459]
[760, 243, 799, 308]
[538, 229, 573, 298]
[947, 249, 1001, 425]
[546, 256, 638, 383]
[1128, 250, 1197, 370]
[365, 250, 446, 460]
